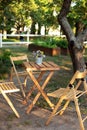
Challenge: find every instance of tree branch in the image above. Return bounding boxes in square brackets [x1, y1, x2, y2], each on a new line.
[58, 0, 80, 49]
[76, 28, 87, 43]
[59, 0, 72, 17]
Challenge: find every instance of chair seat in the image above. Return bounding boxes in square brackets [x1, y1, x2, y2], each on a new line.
[47, 88, 83, 100]
[0, 81, 20, 118]
[0, 82, 20, 93]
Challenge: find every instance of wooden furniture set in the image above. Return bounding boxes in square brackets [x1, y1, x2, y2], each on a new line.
[0, 54, 87, 130]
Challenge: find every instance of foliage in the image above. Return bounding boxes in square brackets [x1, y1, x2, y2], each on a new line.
[0, 0, 13, 32]
[0, 0, 87, 36]
[0, 49, 12, 78]
[31, 36, 68, 48]
[55, 38, 68, 48]
[68, 0, 87, 35]
[31, 36, 56, 48]
[33, 50, 45, 58]
[30, 0, 59, 33]
[0, 0, 61, 33]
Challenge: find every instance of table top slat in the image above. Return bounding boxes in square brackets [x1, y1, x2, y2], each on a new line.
[23, 61, 60, 71]
[47, 61, 59, 67]
[42, 62, 53, 67]
[29, 62, 37, 68]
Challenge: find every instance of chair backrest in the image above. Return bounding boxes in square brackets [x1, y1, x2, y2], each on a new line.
[10, 55, 29, 77]
[10, 55, 29, 97]
[10, 55, 29, 64]
[10, 54, 28, 69]
[68, 70, 87, 90]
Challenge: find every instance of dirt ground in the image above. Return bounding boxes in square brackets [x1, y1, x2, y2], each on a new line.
[0, 71, 87, 130]
[0, 91, 87, 130]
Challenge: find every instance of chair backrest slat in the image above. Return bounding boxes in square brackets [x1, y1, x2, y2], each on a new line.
[10, 55, 29, 62]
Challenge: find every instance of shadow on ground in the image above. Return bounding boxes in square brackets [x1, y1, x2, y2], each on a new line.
[0, 92, 87, 130]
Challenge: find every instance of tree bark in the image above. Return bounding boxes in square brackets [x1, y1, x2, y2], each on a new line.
[30, 20, 36, 34]
[37, 23, 41, 35]
[58, 0, 86, 72]
[75, 22, 84, 37]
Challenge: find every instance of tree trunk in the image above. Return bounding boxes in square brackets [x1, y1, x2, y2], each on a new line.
[38, 23, 41, 34]
[75, 22, 84, 37]
[30, 20, 36, 34]
[58, 0, 86, 72]
[68, 40, 85, 72]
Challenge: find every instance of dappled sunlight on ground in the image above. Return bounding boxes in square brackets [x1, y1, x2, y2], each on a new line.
[0, 93, 87, 130]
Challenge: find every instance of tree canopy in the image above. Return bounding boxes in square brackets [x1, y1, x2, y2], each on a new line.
[0, 0, 87, 72]
[0, 0, 87, 37]
[0, 0, 61, 33]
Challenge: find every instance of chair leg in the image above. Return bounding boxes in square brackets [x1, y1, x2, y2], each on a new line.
[45, 97, 64, 126]
[23, 76, 28, 88]
[59, 100, 70, 115]
[10, 74, 12, 81]
[10, 67, 14, 81]
[74, 97, 85, 130]
[1, 90, 20, 118]
[83, 80, 87, 95]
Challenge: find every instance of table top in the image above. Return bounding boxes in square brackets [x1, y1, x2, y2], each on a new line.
[23, 61, 60, 71]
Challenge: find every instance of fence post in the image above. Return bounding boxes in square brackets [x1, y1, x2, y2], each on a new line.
[0, 33, 2, 48]
[27, 33, 29, 45]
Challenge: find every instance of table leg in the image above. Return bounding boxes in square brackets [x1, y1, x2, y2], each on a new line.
[26, 71, 54, 113]
[23, 71, 45, 104]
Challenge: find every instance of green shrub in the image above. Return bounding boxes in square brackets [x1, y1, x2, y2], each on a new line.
[0, 49, 12, 79]
[54, 37, 68, 48]
[31, 36, 68, 48]
[31, 36, 57, 48]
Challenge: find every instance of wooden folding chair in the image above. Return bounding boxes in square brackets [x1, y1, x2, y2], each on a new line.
[46, 70, 87, 130]
[10, 55, 29, 98]
[0, 81, 20, 118]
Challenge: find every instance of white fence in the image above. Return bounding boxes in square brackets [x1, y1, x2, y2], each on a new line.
[0, 33, 31, 48]
[0, 33, 87, 48]
[0, 33, 43, 48]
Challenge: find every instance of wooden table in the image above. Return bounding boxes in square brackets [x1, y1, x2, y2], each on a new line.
[23, 61, 60, 113]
